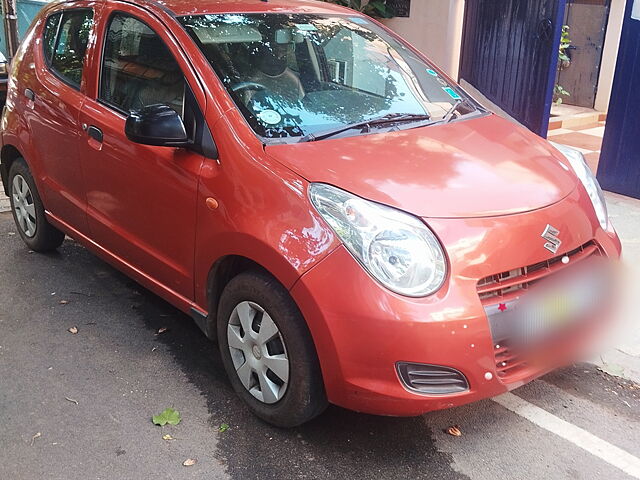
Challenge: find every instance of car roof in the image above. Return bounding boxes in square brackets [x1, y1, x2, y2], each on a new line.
[93, 0, 352, 17]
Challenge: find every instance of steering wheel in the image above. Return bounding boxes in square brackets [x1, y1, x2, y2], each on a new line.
[231, 82, 267, 94]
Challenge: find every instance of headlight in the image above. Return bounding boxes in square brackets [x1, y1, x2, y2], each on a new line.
[551, 142, 608, 229]
[309, 183, 447, 297]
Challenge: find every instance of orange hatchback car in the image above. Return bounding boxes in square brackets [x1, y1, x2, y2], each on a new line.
[0, 0, 621, 426]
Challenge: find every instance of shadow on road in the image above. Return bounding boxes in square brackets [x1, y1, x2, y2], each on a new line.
[131, 274, 465, 479]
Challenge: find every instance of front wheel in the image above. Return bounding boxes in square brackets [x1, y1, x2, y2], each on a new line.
[217, 271, 327, 427]
[8, 158, 65, 252]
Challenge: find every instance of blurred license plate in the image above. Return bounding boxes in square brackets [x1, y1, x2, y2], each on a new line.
[515, 275, 600, 340]
[487, 258, 610, 344]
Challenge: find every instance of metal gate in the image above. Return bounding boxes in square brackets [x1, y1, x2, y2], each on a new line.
[597, 0, 640, 198]
[460, 0, 567, 137]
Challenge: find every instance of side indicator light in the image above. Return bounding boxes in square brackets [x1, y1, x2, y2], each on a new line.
[206, 197, 219, 210]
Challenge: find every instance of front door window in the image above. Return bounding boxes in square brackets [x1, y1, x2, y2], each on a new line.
[99, 14, 185, 116]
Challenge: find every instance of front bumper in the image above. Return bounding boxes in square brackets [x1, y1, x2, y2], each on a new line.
[290, 188, 621, 416]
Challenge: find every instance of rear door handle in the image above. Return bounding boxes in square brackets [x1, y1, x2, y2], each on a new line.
[24, 88, 35, 101]
[87, 125, 103, 143]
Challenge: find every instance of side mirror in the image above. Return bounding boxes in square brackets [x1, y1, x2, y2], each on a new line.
[125, 104, 189, 147]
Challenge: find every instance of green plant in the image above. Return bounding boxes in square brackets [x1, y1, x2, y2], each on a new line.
[320, 0, 395, 18]
[152, 407, 182, 426]
[555, 25, 571, 105]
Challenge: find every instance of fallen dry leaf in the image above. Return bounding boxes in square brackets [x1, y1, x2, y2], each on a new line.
[446, 426, 462, 437]
[30, 432, 41, 446]
[183, 458, 197, 467]
[162, 434, 174, 441]
[68, 327, 78, 334]
[59, 300, 68, 305]
[156, 327, 168, 335]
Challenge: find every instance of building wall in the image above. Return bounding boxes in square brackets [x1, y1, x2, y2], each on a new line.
[383, 0, 623, 114]
[0, 0, 49, 56]
[382, 0, 465, 79]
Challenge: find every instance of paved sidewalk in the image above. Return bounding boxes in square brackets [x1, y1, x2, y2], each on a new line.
[597, 192, 640, 384]
[0, 190, 9, 213]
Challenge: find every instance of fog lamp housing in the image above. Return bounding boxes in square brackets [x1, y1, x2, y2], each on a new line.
[397, 362, 469, 395]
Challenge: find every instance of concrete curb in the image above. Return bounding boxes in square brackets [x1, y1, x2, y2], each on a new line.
[0, 192, 9, 213]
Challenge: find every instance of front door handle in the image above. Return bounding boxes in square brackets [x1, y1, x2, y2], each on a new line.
[87, 125, 103, 143]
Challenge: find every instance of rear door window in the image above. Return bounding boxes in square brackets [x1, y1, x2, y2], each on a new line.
[99, 13, 185, 116]
[43, 13, 61, 64]
[49, 9, 93, 88]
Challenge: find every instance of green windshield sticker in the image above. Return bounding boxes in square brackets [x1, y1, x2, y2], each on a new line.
[443, 87, 462, 100]
[426, 69, 438, 76]
[295, 24, 318, 31]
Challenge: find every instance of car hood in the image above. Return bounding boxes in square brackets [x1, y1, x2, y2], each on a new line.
[265, 114, 578, 218]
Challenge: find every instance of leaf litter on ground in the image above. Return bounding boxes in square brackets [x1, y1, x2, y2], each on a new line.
[446, 426, 462, 437]
[152, 408, 181, 426]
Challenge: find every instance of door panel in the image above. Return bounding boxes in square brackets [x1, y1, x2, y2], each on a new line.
[557, 0, 610, 108]
[597, 0, 640, 198]
[460, 0, 566, 136]
[29, 9, 94, 233]
[79, 10, 204, 298]
[79, 100, 202, 297]
[30, 70, 86, 227]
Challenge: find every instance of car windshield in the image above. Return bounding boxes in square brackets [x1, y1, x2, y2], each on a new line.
[179, 13, 479, 143]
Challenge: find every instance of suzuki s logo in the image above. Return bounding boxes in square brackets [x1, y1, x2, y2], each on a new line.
[541, 224, 562, 254]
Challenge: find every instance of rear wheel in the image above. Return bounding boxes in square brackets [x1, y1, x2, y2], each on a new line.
[8, 158, 65, 252]
[217, 271, 327, 427]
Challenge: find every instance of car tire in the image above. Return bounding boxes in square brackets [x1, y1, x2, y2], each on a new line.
[8, 158, 65, 252]
[217, 270, 327, 427]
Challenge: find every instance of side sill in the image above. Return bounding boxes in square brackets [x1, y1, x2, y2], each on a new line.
[190, 306, 216, 341]
[45, 210, 210, 321]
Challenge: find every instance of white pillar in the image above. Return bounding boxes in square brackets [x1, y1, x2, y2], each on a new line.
[595, 0, 627, 112]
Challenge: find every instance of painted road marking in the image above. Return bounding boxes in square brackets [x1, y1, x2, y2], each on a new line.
[493, 393, 640, 479]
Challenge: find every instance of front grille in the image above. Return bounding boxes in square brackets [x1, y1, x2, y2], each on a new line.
[397, 363, 469, 395]
[477, 241, 601, 380]
[477, 241, 600, 306]
[493, 342, 525, 378]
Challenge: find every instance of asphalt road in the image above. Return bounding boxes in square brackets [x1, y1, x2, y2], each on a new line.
[1, 211, 639, 480]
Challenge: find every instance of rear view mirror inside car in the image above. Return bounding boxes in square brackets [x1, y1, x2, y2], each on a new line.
[275, 28, 304, 44]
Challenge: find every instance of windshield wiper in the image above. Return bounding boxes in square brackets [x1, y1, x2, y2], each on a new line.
[298, 112, 431, 143]
[441, 98, 475, 124]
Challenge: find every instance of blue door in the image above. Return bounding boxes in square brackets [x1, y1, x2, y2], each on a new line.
[460, 0, 567, 137]
[597, 1, 640, 198]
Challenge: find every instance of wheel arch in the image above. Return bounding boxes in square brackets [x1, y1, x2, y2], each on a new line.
[0, 144, 24, 193]
[202, 254, 275, 341]
[208, 255, 271, 315]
